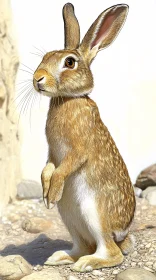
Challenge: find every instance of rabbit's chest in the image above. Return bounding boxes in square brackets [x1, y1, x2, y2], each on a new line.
[46, 114, 70, 166]
[49, 137, 69, 166]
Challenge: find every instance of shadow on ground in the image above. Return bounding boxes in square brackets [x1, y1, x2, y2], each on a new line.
[0, 234, 72, 265]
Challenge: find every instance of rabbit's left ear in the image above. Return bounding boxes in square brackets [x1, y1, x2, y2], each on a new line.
[63, 3, 80, 49]
[79, 4, 129, 64]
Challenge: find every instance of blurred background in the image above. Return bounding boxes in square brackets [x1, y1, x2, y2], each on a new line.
[11, 0, 156, 182]
[1, 0, 156, 211]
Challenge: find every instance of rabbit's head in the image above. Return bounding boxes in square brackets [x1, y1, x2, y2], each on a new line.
[33, 3, 128, 97]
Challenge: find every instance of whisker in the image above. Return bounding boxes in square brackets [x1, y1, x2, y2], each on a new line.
[16, 87, 32, 112]
[33, 45, 45, 55]
[20, 69, 33, 75]
[41, 46, 47, 53]
[29, 91, 38, 132]
[22, 89, 33, 116]
[20, 63, 34, 73]
[17, 82, 32, 93]
[16, 79, 32, 85]
[37, 92, 42, 109]
[13, 84, 32, 104]
[30, 52, 43, 58]
[17, 90, 32, 126]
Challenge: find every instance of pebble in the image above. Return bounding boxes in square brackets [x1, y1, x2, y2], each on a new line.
[146, 243, 152, 249]
[33, 267, 38, 271]
[67, 276, 79, 280]
[131, 251, 138, 257]
[112, 269, 119, 275]
[7, 213, 20, 223]
[145, 262, 153, 267]
[92, 270, 103, 276]
[143, 266, 155, 273]
[149, 248, 154, 253]
[22, 217, 53, 233]
[134, 187, 142, 197]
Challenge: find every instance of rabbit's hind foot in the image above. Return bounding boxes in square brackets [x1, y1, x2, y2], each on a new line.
[72, 252, 123, 272]
[116, 233, 135, 255]
[72, 239, 124, 272]
[44, 250, 76, 266]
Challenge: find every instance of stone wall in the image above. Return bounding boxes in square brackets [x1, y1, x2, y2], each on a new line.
[0, 0, 21, 214]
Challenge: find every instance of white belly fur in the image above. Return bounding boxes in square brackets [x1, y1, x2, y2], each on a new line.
[58, 171, 106, 256]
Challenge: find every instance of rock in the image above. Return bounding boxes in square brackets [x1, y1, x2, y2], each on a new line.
[142, 187, 156, 198]
[17, 180, 43, 200]
[146, 190, 156, 206]
[134, 187, 142, 197]
[22, 217, 53, 233]
[21, 269, 63, 280]
[92, 269, 103, 276]
[135, 164, 156, 190]
[0, 255, 32, 280]
[0, 0, 21, 215]
[117, 268, 156, 280]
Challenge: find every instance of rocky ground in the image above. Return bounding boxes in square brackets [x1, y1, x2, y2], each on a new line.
[0, 194, 156, 280]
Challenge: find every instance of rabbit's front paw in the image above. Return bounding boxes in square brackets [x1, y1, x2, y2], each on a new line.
[46, 171, 64, 209]
[41, 163, 55, 208]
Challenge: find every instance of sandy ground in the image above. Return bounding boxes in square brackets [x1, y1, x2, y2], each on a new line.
[0, 197, 156, 279]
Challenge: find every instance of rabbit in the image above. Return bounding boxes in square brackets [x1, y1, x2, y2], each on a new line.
[33, 3, 136, 272]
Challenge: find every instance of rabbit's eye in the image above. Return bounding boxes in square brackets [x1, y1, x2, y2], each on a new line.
[64, 57, 75, 69]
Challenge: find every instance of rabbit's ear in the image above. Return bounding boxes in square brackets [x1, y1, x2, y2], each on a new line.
[63, 3, 80, 49]
[79, 4, 128, 63]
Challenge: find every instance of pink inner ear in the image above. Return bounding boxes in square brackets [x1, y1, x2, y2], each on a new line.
[91, 11, 118, 49]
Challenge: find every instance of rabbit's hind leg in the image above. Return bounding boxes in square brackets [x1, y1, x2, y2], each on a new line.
[72, 235, 124, 272]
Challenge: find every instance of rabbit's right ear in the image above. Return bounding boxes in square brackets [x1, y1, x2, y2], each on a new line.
[63, 3, 80, 49]
[79, 4, 129, 64]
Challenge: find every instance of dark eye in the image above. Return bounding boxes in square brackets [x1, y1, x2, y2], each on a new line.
[64, 57, 75, 69]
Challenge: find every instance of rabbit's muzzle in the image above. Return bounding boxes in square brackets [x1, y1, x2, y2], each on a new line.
[33, 69, 47, 92]
[33, 68, 56, 96]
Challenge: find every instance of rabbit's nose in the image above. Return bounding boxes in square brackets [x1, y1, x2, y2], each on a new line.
[33, 69, 47, 92]
[36, 76, 45, 89]
[37, 76, 45, 83]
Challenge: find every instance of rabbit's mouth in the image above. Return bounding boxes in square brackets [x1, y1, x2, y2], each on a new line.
[38, 86, 45, 92]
